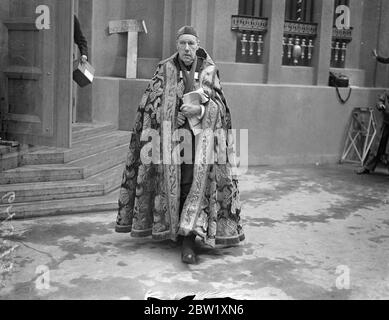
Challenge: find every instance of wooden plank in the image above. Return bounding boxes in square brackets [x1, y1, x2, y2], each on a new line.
[126, 31, 138, 79]
[108, 20, 147, 79]
[108, 19, 147, 34]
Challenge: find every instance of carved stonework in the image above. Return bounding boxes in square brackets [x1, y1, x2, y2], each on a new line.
[231, 15, 268, 33]
[331, 27, 353, 68]
[284, 20, 318, 37]
[332, 27, 353, 43]
[283, 20, 317, 66]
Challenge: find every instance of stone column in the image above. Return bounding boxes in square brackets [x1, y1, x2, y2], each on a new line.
[162, 0, 192, 59]
[212, 0, 239, 62]
[263, 0, 285, 84]
[162, 0, 173, 59]
[313, 0, 335, 86]
[359, 0, 380, 87]
[345, 0, 363, 69]
[190, 0, 209, 49]
[375, 0, 389, 88]
[76, 0, 93, 123]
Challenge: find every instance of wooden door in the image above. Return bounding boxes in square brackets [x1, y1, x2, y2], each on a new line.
[1, 0, 73, 148]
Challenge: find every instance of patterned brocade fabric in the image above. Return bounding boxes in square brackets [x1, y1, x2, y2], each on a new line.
[116, 50, 245, 247]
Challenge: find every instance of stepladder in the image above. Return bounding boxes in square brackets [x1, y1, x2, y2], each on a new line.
[341, 107, 377, 165]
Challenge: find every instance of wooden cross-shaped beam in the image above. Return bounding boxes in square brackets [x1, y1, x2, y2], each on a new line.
[108, 19, 147, 79]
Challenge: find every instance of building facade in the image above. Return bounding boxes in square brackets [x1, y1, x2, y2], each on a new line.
[2, 0, 389, 165]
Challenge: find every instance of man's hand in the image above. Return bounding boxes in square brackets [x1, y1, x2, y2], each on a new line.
[372, 49, 378, 59]
[181, 103, 201, 118]
[80, 55, 88, 64]
[177, 112, 186, 127]
[377, 103, 386, 111]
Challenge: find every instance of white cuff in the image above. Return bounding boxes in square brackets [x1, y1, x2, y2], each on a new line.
[197, 105, 205, 120]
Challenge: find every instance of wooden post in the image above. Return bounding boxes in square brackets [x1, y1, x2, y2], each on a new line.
[108, 20, 147, 79]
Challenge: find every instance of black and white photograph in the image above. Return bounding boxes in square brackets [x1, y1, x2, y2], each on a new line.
[0, 0, 389, 304]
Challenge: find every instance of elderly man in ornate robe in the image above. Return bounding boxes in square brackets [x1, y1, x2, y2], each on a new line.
[115, 26, 244, 264]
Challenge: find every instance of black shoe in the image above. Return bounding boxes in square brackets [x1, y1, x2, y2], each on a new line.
[181, 235, 197, 265]
[176, 235, 184, 246]
[356, 168, 370, 175]
[181, 250, 196, 264]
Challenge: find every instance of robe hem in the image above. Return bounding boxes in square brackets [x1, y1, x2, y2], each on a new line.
[116, 225, 175, 241]
[215, 233, 246, 246]
[115, 224, 132, 233]
[116, 225, 245, 246]
[131, 229, 153, 238]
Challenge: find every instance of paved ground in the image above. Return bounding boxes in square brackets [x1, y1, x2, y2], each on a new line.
[1, 164, 389, 300]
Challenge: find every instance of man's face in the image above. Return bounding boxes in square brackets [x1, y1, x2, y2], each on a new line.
[177, 34, 199, 66]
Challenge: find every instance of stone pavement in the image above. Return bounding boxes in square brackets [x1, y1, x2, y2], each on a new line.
[1, 165, 389, 300]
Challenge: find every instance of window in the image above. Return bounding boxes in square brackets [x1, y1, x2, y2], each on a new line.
[333, 0, 349, 23]
[331, 0, 352, 68]
[239, 0, 263, 17]
[285, 0, 314, 22]
[283, 0, 317, 67]
[233, 0, 267, 64]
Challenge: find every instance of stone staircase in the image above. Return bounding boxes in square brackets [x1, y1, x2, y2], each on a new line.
[0, 123, 131, 220]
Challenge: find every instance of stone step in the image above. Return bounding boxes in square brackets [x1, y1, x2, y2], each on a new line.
[21, 131, 131, 165]
[0, 145, 12, 155]
[67, 143, 129, 178]
[0, 189, 119, 220]
[72, 122, 117, 141]
[0, 140, 20, 148]
[19, 148, 66, 166]
[66, 131, 131, 163]
[0, 144, 128, 185]
[0, 152, 19, 172]
[0, 164, 83, 185]
[0, 180, 104, 204]
[68, 131, 131, 162]
[88, 162, 125, 194]
[0, 144, 43, 172]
